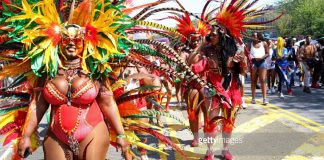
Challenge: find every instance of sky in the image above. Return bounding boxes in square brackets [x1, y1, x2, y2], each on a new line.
[131, 0, 282, 27]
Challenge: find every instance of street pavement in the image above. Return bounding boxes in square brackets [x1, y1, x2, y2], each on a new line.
[0, 80, 323, 160]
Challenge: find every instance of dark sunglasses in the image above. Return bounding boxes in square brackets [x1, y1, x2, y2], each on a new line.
[61, 37, 83, 46]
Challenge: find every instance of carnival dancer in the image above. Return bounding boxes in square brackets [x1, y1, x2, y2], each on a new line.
[0, 0, 188, 159]
[190, 27, 246, 160]
[154, 38, 173, 113]
[169, 12, 209, 147]
[189, 0, 281, 159]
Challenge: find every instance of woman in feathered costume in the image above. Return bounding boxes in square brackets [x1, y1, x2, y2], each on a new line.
[1, 0, 210, 159]
[1, 0, 132, 159]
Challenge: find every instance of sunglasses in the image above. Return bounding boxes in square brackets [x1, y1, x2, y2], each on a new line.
[61, 37, 83, 46]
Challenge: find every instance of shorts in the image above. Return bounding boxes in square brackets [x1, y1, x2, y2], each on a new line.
[266, 61, 275, 70]
[252, 58, 266, 69]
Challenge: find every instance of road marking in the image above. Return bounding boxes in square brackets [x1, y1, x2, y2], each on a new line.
[245, 97, 322, 132]
[282, 133, 324, 160]
[234, 112, 282, 133]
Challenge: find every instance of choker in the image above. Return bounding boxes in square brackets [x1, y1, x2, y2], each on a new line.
[63, 59, 81, 70]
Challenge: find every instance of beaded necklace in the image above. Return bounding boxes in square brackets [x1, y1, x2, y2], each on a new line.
[60, 58, 82, 155]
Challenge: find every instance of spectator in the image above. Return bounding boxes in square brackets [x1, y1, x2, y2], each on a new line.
[286, 38, 299, 88]
[299, 36, 317, 93]
[273, 37, 292, 97]
[265, 38, 276, 94]
[247, 32, 269, 104]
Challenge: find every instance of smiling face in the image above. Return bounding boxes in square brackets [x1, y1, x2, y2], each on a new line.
[59, 25, 84, 60]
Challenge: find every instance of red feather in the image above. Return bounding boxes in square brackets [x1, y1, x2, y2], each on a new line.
[3, 132, 19, 146]
[0, 122, 18, 136]
[175, 14, 196, 43]
[117, 101, 141, 117]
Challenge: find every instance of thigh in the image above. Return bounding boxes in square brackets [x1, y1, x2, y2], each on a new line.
[43, 132, 72, 160]
[251, 68, 258, 82]
[78, 121, 110, 160]
[259, 68, 267, 81]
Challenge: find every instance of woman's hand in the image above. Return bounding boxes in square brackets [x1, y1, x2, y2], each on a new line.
[116, 138, 131, 160]
[233, 53, 244, 62]
[18, 136, 32, 158]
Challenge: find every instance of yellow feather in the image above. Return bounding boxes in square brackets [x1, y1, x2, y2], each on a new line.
[111, 79, 126, 91]
[0, 108, 27, 129]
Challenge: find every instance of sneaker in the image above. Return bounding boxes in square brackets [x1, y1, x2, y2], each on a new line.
[287, 89, 292, 95]
[222, 150, 233, 160]
[251, 98, 256, 104]
[241, 103, 247, 109]
[300, 82, 304, 87]
[271, 87, 276, 94]
[303, 87, 311, 93]
[278, 92, 284, 98]
[311, 83, 321, 89]
[262, 98, 268, 105]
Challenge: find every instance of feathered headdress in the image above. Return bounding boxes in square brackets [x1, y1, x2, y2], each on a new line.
[173, 13, 209, 43]
[211, 0, 283, 42]
[3, 0, 131, 78]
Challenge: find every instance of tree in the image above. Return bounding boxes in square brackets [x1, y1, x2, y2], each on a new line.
[273, 0, 324, 38]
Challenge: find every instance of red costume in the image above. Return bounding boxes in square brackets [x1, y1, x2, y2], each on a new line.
[43, 79, 104, 144]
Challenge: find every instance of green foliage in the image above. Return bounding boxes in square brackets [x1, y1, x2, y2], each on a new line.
[274, 0, 324, 37]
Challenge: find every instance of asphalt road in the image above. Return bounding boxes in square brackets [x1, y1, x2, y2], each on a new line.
[1, 80, 323, 160]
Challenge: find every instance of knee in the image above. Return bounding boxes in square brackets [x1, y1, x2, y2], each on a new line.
[259, 78, 266, 83]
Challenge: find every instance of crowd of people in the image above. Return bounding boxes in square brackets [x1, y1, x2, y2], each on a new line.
[0, 0, 319, 160]
[250, 34, 324, 103]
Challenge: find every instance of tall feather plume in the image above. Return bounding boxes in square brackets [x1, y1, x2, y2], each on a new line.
[214, 0, 283, 42]
[132, 0, 169, 20]
[123, 0, 166, 14]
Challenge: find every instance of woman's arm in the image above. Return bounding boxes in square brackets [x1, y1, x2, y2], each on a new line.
[96, 80, 130, 157]
[96, 81, 125, 135]
[19, 79, 49, 157]
[261, 41, 269, 60]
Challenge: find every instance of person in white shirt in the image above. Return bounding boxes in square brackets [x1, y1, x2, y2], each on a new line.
[247, 32, 269, 104]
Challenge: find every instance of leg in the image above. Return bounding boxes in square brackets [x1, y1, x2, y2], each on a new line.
[275, 64, 283, 93]
[221, 106, 240, 160]
[162, 79, 172, 112]
[251, 68, 258, 102]
[312, 60, 322, 87]
[175, 81, 182, 106]
[301, 62, 311, 93]
[43, 132, 73, 160]
[185, 89, 200, 146]
[267, 69, 271, 91]
[78, 121, 110, 160]
[271, 69, 276, 89]
[259, 68, 267, 102]
[240, 75, 247, 109]
[204, 108, 221, 159]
